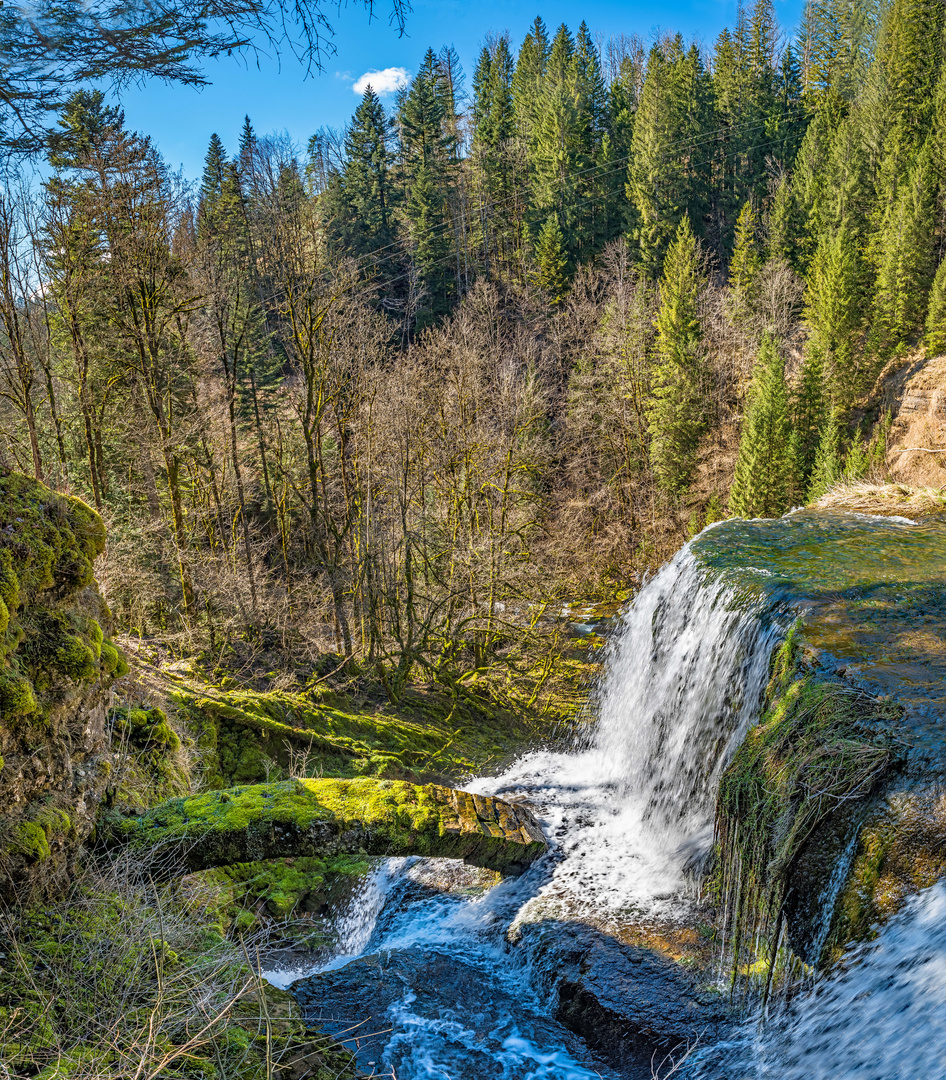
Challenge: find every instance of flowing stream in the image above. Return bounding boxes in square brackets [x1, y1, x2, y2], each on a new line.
[265, 514, 946, 1079]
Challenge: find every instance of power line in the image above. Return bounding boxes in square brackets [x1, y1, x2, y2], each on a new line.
[330, 102, 809, 279]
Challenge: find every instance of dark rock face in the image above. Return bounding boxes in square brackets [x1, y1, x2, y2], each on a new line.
[515, 921, 732, 1073]
[0, 473, 126, 901]
[103, 778, 549, 878]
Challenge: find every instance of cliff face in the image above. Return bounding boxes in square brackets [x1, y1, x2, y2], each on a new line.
[0, 473, 127, 901]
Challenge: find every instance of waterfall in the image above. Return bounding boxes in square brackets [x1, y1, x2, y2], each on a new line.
[684, 880, 946, 1078]
[471, 543, 783, 916]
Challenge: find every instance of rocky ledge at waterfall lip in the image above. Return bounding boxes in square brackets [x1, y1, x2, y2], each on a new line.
[691, 511, 946, 777]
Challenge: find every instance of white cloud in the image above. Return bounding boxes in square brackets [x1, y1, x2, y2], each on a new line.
[353, 67, 410, 96]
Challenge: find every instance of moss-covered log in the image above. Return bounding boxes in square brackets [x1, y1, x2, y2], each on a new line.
[101, 777, 548, 876]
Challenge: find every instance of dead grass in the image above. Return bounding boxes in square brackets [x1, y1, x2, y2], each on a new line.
[812, 480, 946, 517]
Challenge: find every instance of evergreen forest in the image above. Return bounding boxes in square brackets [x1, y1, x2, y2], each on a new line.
[0, 0, 941, 685]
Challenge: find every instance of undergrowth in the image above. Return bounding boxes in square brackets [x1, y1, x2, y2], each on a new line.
[0, 854, 360, 1079]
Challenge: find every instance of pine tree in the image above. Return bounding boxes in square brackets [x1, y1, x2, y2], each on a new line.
[530, 24, 584, 260]
[729, 333, 793, 518]
[237, 116, 257, 187]
[627, 40, 714, 276]
[728, 199, 764, 322]
[925, 257, 946, 354]
[792, 342, 827, 491]
[533, 213, 570, 303]
[870, 144, 936, 355]
[648, 216, 707, 495]
[804, 222, 866, 408]
[512, 16, 550, 162]
[807, 405, 844, 499]
[399, 50, 459, 319]
[471, 36, 517, 273]
[329, 87, 395, 264]
[406, 164, 452, 327]
[197, 133, 227, 240]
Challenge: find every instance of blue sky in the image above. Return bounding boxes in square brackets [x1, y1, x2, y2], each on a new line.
[118, 0, 806, 183]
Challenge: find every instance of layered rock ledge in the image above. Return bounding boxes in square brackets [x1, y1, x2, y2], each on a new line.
[101, 776, 549, 877]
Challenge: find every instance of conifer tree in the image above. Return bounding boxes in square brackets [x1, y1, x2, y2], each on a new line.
[627, 40, 714, 276]
[512, 16, 550, 165]
[329, 86, 395, 264]
[804, 222, 866, 408]
[533, 213, 569, 303]
[925, 257, 946, 354]
[792, 342, 827, 491]
[807, 405, 844, 499]
[871, 144, 936, 355]
[728, 200, 764, 322]
[471, 36, 518, 273]
[399, 50, 459, 319]
[648, 216, 707, 495]
[729, 333, 793, 518]
[197, 133, 227, 240]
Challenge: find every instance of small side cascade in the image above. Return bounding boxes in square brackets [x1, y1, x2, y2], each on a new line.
[684, 880, 946, 1078]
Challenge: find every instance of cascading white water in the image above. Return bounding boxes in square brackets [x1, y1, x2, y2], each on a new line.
[684, 880, 946, 1079]
[470, 544, 783, 917]
[279, 538, 787, 1079]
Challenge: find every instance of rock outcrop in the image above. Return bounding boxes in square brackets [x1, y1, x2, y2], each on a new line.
[102, 777, 549, 876]
[0, 473, 127, 901]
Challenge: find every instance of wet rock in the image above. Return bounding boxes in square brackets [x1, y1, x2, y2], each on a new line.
[513, 921, 733, 1074]
[293, 947, 632, 1079]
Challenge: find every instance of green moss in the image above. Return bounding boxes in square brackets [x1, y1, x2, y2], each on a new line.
[113, 706, 181, 753]
[100, 638, 128, 677]
[0, 549, 18, 609]
[713, 643, 898, 985]
[0, 670, 38, 717]
[11, 822, 51, 862]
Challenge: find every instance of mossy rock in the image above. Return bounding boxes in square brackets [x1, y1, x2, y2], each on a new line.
[102, 777, 548, 877]
[0, 473, 127, 901]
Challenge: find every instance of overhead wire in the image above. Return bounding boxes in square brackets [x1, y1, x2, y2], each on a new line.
[328, 101, 810, 281]
[368, 122, 810, 294]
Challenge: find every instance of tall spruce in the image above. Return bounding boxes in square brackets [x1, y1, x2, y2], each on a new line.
[329, 87, 395, 264]
[729, 333, 793, 518]
[804, 221, 866, 408]
[627, 40, 714, 276]
[648, 216, 707, 495]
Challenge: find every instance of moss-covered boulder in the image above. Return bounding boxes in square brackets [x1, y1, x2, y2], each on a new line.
[102, 777, 548, 877]
[697, 505, 946, 984]
[0, 473, 127, 900]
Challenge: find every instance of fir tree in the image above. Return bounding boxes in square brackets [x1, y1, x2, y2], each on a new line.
[804, 221, 866, 408]
[197, 132, 227, 240]
[533, 213, 570, 303]
[727, 199, 764, 322]
[329, 87, 395, 263]
[647, 216, 707, 495]
[925, 257, 946, 354]
[807, 405, 844, 499]
[512, 15, 550, 160]
[792, 342, 827, 491]
[471, 36, 517, 272]
[870, 144, 936, 355]
[530, 24, 584, 258]
[627, 40, 714, 276]
[729, 333, 793, 518]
